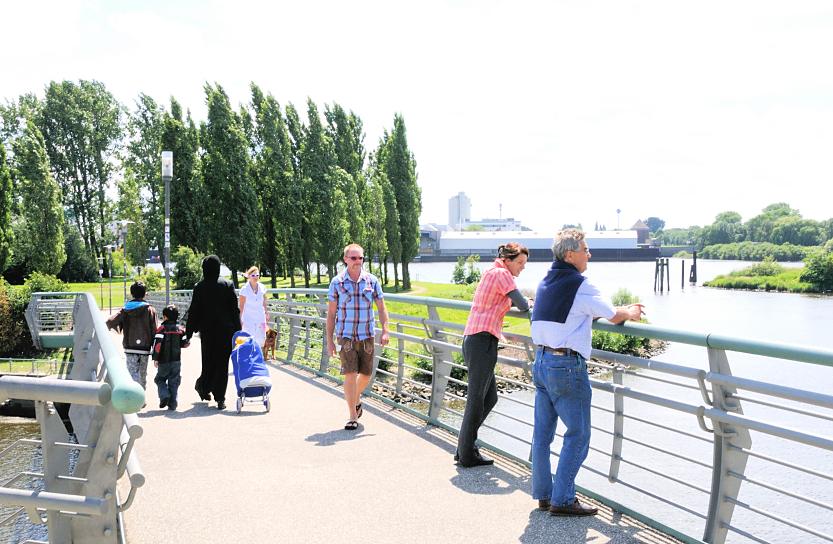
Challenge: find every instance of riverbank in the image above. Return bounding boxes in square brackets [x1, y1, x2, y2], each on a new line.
[703, 262, 821, 293]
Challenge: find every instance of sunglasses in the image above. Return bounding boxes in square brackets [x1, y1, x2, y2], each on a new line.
[249, 273, 260, 277]
[347, 256, 364, 261]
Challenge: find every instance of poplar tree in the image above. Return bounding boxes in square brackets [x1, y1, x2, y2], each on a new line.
[125, 93, 163, 266]
[161, 99, 205, 252]
[12, 120, 66, 274]
[201, 83, 258, 286]
[0, 143, 12, 272]
[364, 164, 388, 277]
[385, 114, 420, 290]
[250, 84, 293, 287]
[326, 103, 366, 247]
[115, 171, 148, 267]
[285, 102, 310, 287]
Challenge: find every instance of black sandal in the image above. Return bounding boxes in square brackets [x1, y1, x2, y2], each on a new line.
[344, 420, 358, 430]
[356, 403, 363, 419]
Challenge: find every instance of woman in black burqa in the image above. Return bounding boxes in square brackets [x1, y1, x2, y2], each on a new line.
[185, 255, 241, 410]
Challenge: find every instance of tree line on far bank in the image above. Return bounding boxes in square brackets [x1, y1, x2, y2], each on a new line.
[0, 80, 422, 291]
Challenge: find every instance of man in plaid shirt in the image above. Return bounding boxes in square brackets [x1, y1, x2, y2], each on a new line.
[326, 243, 389, 430]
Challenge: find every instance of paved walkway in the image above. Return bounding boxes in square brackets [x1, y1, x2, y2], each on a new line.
[118, 333, 680, 544]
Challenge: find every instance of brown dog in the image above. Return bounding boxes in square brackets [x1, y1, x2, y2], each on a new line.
[263, 327, 277, 361]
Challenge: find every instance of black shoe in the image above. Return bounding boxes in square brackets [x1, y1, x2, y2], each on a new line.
[454, 446, 481, 462]
[168, 400, 177, 411]
[538, 499, 551, 511]
[159, 398, 169, 409]
[549, 499, 598, 517]
[459, 453, 494, 468]
[217, 402, 226, 410]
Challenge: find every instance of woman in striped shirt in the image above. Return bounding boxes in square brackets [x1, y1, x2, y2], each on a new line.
[456, 242, 530, 467]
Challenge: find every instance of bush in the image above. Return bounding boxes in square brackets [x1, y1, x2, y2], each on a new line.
[672, 250, 693, 258]
[611, 288, 639, 306]
[739, 256, 783, 277]
[0, 274, 67, 356]
[0, 281, 23, 355]
[451, 255, 481, 285]
[699, 242, 810, 261]
[58, 228, 98, 282]
[136, 268, 164, 292]
[800, 249, 833, 292]
[452, 257, 466, 284]
[173, 246, 204, 290]
[24, 272, 68, 294]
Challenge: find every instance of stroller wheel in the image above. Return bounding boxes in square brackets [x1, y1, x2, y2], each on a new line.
[236, 397, 243, 413]
[264, 398, 271, 412]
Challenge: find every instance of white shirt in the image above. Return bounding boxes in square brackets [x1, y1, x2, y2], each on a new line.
[239, 281, 265, 324]
[530, 280, 615, 359]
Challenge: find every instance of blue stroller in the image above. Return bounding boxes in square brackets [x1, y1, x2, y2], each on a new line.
[231, 331, 273, 413]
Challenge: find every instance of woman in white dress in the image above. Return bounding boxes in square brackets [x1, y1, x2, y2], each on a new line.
[238, 266, 268, 347]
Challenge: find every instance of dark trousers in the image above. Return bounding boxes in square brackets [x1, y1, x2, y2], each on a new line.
[457, 332, 499, 463]
[197, 331, 233, 403]
[155, 361, 182, 407]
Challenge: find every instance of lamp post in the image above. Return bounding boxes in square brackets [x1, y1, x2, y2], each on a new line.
[616, 208, 621, 231]
[104, 244, 115, 312]
[96, 256, 104, 309]
[161, 151, 173, 305]
[117, 220, 135, 302]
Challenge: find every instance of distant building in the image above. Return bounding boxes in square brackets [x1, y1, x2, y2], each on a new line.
[463, 217, 523, 231]
[448, 192, 471, 231]
[631, 220, 651, 245]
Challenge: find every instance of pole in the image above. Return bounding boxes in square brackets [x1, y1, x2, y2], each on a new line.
[164, 174, 171, 305]
[682, 259, 685, 290]
[108, 248, 113, 313]
[122, 225, 128, 302]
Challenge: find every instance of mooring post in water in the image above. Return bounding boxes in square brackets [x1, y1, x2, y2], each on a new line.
[665, 258, 671, 291]
[659, 259, 665, 292]
[682, 259, 685, 290]
[689, 250, 698, 284]
[654, 259, 660, 292]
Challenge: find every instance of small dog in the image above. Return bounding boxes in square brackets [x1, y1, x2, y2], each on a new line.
[263, 327, 277, 361]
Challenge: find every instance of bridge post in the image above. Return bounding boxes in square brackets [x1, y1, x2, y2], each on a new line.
[702, 348, 751, 544]
[608, 364, 625, 482]
[395, 323, 405, 396]
[35, 399, 73, 542]
[317, 294, 331, 374]
[425, 305, 451, 424]
[286, 294, 300, 363]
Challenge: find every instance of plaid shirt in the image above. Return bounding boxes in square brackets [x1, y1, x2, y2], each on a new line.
[464, 259, 518, 339]
[328, 269, 384, 341]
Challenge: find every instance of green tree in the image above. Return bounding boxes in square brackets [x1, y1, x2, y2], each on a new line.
[0, 143, 12, 272]
[162, 99, 206, 252]
[800, 248, 833, 291]
[645, 217, 665, 233]
[115, 171, 148, 267]
[452, 256, 466, 284]
[363, 165, 388, 276]
[201, 83, 259, 287]
[125, 93, 163, 266]
[384, 114, 420, 290]
[250, 84, 294, 287]
[38, 80, 122, 275]
[301, 99, 337, 281]
[12, 120, 66, 274]
[284, 102, 314, 287]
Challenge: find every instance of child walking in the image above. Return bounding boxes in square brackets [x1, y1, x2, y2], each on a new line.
[152, 305, 190, 411]
[107, 281, 157, 392]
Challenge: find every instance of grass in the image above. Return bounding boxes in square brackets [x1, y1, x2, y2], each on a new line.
[704, 267, 816, 293]
[0, 358, 62, 375]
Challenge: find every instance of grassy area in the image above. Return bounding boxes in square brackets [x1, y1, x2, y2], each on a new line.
[704, 266, 816, 293]
[0, 358, 62, 375]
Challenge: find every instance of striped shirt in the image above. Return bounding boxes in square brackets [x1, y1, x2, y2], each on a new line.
[463, 259, 518, 339]
[327, 269, 384, 341]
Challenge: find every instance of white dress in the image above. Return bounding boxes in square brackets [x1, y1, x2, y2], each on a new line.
[239, 281, 267, 346]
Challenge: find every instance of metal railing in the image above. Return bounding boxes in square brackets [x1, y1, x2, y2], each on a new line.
[146, 286, 833, 543]
[2, 292, 146, 544]
[249, 287, 833, 544]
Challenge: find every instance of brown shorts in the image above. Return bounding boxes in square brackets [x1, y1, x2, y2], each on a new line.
[338, 337, 375, 375]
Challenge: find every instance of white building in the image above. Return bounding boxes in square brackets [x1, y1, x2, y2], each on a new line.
[463, 217, 524, 231]
[448, 192, 471, 231]
[438, 230, 638, 253]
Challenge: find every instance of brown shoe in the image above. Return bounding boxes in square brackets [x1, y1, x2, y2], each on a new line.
[538, 499, 551, 511]
[549, 499, 598, 517]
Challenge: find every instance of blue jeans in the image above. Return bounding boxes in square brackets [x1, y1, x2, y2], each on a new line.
[531, 349, 592, 506]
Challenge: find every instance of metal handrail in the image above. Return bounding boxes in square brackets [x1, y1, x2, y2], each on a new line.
[254, 286, 833, 544]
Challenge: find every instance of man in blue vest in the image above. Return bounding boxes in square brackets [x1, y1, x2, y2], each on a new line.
[530, 228, 644, 516]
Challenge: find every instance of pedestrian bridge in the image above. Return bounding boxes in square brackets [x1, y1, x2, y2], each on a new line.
[3, 289, 833, 543]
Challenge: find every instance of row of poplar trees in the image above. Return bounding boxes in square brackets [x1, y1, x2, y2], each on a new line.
[0, 80, 422, 289]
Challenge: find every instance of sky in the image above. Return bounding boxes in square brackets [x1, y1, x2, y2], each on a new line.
[2, 0, 833, 232]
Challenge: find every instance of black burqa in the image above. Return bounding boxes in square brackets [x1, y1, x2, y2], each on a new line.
[185, 255, 241, 404]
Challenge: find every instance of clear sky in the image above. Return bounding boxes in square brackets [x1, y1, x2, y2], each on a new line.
[3, 1, 832, 232]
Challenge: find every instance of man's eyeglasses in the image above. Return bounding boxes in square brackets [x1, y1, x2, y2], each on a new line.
[571, 247, 591, 255]
[347, 256, 364, 261]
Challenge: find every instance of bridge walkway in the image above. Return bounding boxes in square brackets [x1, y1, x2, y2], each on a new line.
[117, 332, 679, 544]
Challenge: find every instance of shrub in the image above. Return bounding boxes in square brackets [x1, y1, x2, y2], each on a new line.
[452, 257, 466, 284]
[173, 246, 204, 290]
[58, 228, 98, 282]
[465, 255, 482, 284]
[136, 268, 164, 292]
[739, 256, 783, 277]
[800, 250, 833, 292]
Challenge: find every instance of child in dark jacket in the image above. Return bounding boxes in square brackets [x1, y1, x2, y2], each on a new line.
[152, 305, 190, 411]
[107, 281, 157, 391]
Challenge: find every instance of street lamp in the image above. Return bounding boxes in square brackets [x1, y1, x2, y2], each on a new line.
[96, 256, 104, 309]
[161, 151, 173, 305]
[117, 219, 135, 302]
[616, 208, 621, 231]
[104, 244, 116, 312]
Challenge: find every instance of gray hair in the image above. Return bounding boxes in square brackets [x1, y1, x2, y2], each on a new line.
[551, 228, 585, 261]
